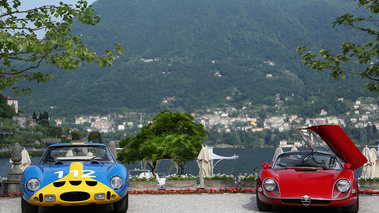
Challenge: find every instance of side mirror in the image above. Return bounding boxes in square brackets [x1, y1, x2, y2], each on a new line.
[345, 163, 352, 169]
[262, 162, 269, 169]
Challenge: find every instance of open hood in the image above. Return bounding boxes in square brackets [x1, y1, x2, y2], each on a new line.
[297, 125, 367, 170]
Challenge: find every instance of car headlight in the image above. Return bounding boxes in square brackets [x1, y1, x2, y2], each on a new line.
[110, 176, 123, 190]
[263, 178, 277, 192]
[336, 179, 350, 193]
[26, 178, 40, 192]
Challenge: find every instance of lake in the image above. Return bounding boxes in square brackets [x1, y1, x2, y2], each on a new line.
[0, 147, 363, 178]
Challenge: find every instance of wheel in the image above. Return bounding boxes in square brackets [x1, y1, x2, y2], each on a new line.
[113, 193, 129, 213]
[256, 191, 273, 211]
[21, 198, 38, 213]
[343, 194, 359, 213]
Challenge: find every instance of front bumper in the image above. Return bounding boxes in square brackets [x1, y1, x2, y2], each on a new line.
[257, 191, 357, 208]
[22, 178, 128, 207]
[24, 189, 126, 207]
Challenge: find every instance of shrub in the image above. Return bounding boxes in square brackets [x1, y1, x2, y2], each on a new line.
[166, 174, 198, 180]
[129, 175, 157, 181]
[359, 177, 379, 181]
[203, 173, 235, 180]
[240, 173, 257, 180]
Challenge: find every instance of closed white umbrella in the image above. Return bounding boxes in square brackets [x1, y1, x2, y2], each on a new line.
[370, 146, 378, 177]
[108, 141, 117, 160]
[20, 148, 31, 171]
[361, 145, 376, 179]
[197, 145, 211, 188]
[66, 149, 73, 157]
[272, 145, 283, 161]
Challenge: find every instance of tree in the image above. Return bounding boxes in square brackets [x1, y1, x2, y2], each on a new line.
[297, 0, 379, 92]
[117, 110, 208, 175]
[47, 126, 63, 138]
[88, 130, 102, 143]
[71, 131, 85, 140]
[32, 112, 37, 120]
[0, 0, 123, 94]
[0, 94, 16, 118]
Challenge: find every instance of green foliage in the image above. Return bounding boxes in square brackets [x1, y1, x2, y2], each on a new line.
[71, 131, 85, 140]
[47, 126, 63, 138]
[129, 175, 157, 182]
[118, 110, 207, 175]
[297, 0, 379, 92]
[0, 115, 66, 148]
[240, 173, 257, 180]
[203, 174, 235, 180]
[0, 94, 16, 118]
[5, 0, 378, 119]
[38, 119, 50, 128]
[359, 177, 379, 181]
[0, 0, 123, 94]
[88, 130, 102, 143]
[165, 174, 198, 180]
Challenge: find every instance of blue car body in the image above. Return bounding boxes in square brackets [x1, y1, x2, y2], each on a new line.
[21, 143, 129, 213]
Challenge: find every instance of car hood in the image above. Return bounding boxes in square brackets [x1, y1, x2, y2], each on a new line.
[298, 125, 367, 170]
[273, 168, 349, 198]
[36, 162, 110, 187]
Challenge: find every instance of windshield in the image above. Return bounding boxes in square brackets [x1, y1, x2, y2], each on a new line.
[296, 128, 333, 153]
[272, 152, 342, 170]
[39, 145, 115, 164]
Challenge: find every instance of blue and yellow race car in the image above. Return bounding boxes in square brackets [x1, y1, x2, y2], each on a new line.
[21, 143, 129, 213]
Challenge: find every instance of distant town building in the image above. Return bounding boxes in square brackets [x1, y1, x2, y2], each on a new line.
[118, 125, 125, 131]
[55, 119, 63, 126]
[12, 114, 36, 128]
[7, 96, 18, 113]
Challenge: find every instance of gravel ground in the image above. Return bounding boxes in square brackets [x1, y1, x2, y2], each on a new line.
[0, 194, 378, 213]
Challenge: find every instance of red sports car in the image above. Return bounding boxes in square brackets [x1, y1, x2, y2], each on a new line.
[256, 125, 367, 212]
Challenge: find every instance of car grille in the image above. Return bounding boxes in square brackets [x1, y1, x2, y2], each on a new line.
[282, 199, 331, 205]
[86, 181, 98, 186]
[60, 192, 91, 201]
[69, 181, 82, 186]
[53, 181, 65, 187]
[52, 180, 98, 187]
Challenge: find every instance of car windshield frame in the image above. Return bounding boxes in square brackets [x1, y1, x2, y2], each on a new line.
[39, 144, 116, 164]
[272, 151, 342, 170]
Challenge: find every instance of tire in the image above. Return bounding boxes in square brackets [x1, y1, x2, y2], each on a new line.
[113, 193, 129, 213]
[343, 194, 359, 213]
[21, 198, 38, 213]
[256, 192, 273, 212]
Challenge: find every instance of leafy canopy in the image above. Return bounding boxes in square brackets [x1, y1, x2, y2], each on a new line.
[0, 94, 16, 118]
[88, 130, 102, 143]
[297, 0, 379, 92]
[0, 0, 123, 94]
[117, 110, 207, 175]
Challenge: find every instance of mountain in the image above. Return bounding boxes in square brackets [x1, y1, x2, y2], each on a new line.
[4, 0, 378, 118]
